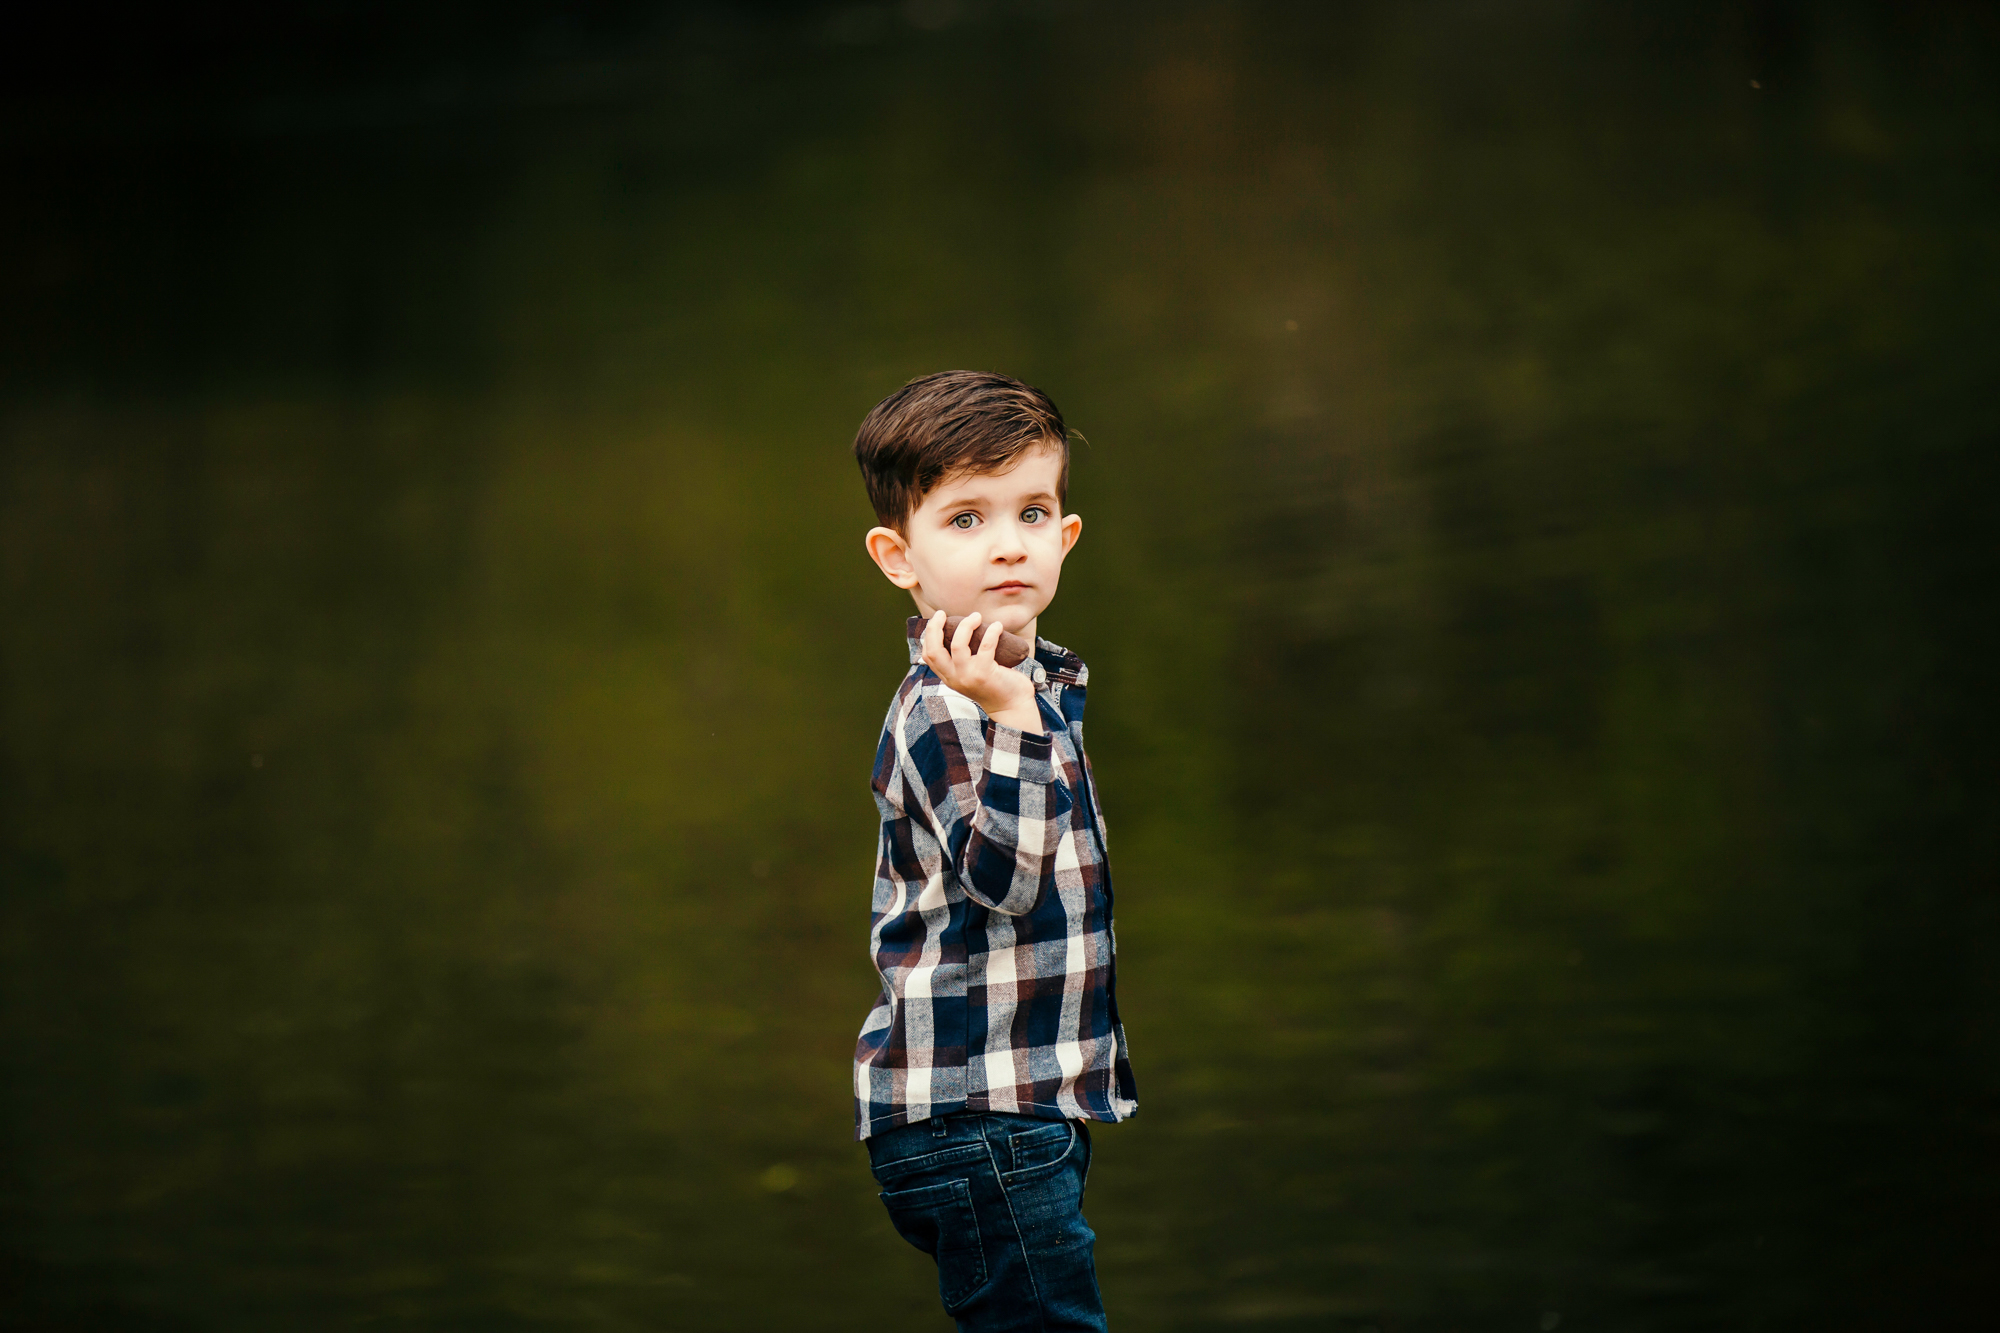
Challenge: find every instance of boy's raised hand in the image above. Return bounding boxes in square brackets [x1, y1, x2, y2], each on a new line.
[920, 610, 1044, 735]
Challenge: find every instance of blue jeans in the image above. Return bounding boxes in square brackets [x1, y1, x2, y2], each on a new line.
[866, 1112, 1107, 1332]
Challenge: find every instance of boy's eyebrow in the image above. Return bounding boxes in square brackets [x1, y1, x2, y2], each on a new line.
[929, 490, 993, 514]
[928, 485, 1062, 515]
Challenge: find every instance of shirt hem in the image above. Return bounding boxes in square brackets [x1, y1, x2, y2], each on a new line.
[855, 1096, 1137, 1141]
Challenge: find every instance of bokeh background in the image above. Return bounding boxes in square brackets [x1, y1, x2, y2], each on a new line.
[4, 2, 1997, 1329]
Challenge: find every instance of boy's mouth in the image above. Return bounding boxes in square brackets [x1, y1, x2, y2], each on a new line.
[989, 581, 1031, 592]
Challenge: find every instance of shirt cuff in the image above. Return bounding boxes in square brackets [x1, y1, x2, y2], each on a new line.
[986, 722, 1056, 784]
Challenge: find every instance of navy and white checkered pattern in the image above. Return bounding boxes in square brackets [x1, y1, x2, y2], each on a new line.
[853, 620, 1138, 1139]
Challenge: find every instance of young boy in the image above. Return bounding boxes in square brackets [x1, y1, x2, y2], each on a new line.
[851, 371, 1137, 1332]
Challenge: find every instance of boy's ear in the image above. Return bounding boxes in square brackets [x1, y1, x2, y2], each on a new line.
[865, 526, 921, 589]
[1059, 512, 1082, 557]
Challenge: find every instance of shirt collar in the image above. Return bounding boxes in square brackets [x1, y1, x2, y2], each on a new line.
[903, 618, 1089, 691]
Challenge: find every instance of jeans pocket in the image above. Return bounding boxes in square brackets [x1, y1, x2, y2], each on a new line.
[1002, 1120, 1077, 1183]
[878, 1177, 989, 1310]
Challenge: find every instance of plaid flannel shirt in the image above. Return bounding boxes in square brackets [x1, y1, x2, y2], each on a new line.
[853, 618, 1138, 1139]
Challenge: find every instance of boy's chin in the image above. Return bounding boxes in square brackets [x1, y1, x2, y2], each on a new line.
[977, 602, 1040, 628]
[997, 612, 1047, 638]
[928, 607, 1036, 635]
[915, 594, 1045, 634]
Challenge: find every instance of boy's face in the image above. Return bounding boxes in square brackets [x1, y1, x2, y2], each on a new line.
[865, 443, 1082, 638]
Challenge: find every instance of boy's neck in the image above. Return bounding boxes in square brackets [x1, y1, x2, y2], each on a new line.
[911, 598, 1038, 648]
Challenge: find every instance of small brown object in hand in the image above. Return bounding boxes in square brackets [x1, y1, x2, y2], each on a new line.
[907, 615, 1033, 668]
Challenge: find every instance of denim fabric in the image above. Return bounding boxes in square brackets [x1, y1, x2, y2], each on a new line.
[867, 1111, 1106, 1332]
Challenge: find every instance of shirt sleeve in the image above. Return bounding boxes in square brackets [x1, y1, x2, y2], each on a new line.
[890, 680, 1075, 916]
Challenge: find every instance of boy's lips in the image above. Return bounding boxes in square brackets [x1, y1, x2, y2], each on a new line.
[989, 581, 1032, 592]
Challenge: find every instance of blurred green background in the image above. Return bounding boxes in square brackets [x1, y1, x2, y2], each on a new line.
[3, 2, 1997, 1329]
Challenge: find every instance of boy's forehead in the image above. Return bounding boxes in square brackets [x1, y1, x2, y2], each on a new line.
[921, 443, 1064, 508]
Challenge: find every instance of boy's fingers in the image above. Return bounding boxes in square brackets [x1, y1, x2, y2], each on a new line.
[977, 617, 1003, 661]
[952, 612, 980, 660]
[922, 610, 949, 676]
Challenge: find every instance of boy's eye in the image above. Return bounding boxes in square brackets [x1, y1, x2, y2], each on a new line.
[951, 512, 979, 530]
[1021, 506, 1046, 524]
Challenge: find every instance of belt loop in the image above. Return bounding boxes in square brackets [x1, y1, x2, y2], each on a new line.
[931, 1115, 948, 1139]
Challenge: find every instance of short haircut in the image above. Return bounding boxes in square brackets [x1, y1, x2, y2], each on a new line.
[853, 370, 1070, 530]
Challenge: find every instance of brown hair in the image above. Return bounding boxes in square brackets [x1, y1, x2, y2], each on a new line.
[853, 370, 1070, 530]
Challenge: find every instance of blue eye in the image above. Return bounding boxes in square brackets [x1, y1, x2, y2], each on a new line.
[1021, 507, 1045, 524]
[952, 512, 978, 530]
